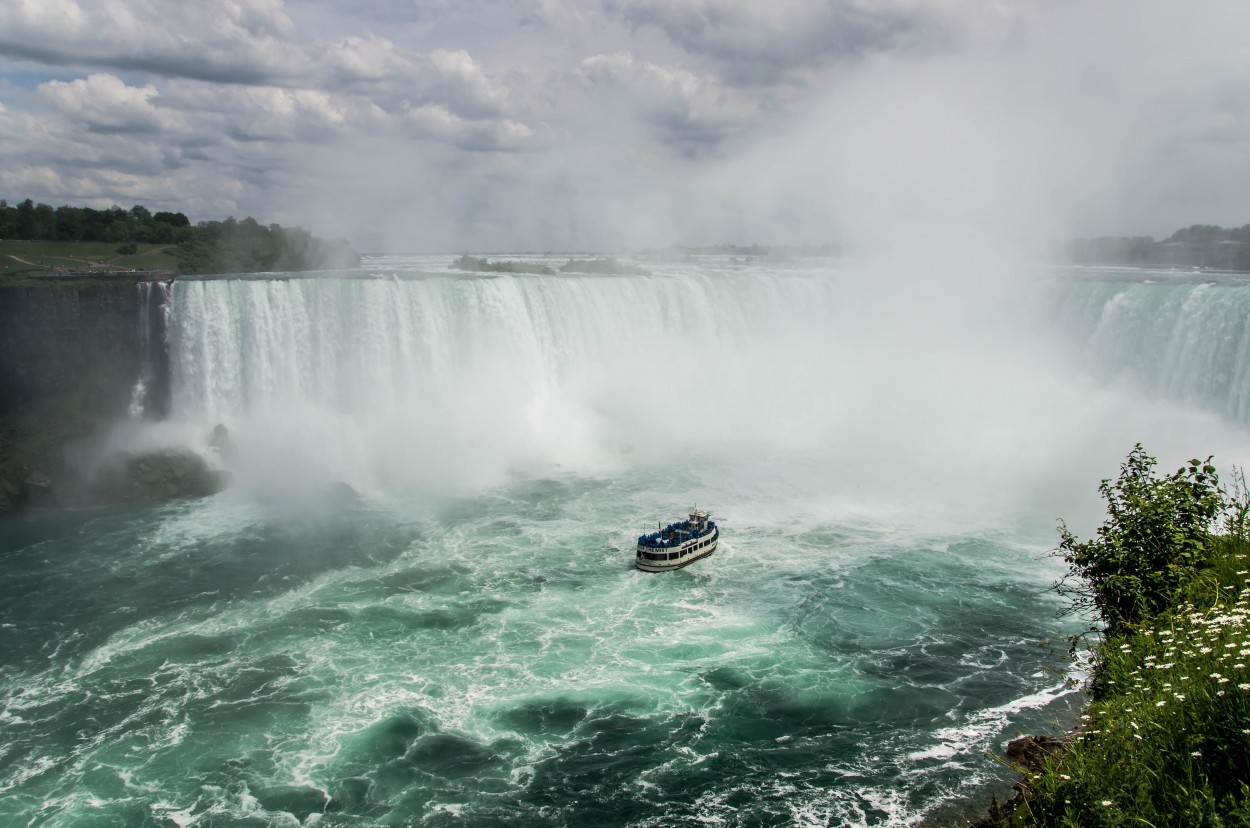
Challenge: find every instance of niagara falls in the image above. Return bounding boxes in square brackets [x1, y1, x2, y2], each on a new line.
[5, 2, 1250, 826]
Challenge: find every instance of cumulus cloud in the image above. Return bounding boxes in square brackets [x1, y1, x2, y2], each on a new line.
[39, 73, 174, 134]
[0, 0, 305, 84]
[577, 52, 761, 153]
[604, 0, 1009, 85]
[3, 0, 1250, 251]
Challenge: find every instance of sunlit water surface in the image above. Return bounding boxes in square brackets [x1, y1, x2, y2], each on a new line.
[9, 256, 1250, 826]
[0, 472, 1075, 827]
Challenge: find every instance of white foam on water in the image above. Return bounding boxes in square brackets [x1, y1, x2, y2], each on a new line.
[12, 261, 1250, 825]
[906, 676, 1081, 764]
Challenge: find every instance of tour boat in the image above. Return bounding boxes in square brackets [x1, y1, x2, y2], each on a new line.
[636, 509, 718, 572]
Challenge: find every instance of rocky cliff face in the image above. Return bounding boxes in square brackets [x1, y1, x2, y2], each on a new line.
[0, 282, 175, 510]
[0, 284, 145, 418]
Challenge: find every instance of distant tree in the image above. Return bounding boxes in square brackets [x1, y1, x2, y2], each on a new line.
[1167, 224, 1230, 243]
[14, 199, 36, 239]
[1238, 245, 1250, 272]
[0, 196, 359, 272]
[31, 202, 55, 240]
[107, 217, 133, 243]
[55, 205, 85, 241]
[153, 211, 190, 228]
[81, 207, 111, 242]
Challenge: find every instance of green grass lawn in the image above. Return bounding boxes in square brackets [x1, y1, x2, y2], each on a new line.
[0, 240, 181, 279]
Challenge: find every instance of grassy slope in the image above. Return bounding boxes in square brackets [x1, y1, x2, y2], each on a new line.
[996, 539, 1250, 827]
[0, 240, 181, 280]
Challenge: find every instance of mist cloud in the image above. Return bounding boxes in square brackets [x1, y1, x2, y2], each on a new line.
[2, 1, 1250, 248]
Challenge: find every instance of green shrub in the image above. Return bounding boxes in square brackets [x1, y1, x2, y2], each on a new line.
[1023, 540, 1250, 827]
[992, 448, 1250, 828]
[1057, 444, 1223, 642]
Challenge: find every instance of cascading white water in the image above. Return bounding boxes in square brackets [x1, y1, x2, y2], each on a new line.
[128, 280, 171, 418]
[160, 259, 1250, 526]
[167, 262, 858, 496]
[1050, 271, 1250, 424]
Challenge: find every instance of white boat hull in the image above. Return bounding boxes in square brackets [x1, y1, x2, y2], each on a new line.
[636, 527, 718, 572]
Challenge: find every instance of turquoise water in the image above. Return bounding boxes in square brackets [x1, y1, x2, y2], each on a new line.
[6, 258, 1250, 826]
[0, 467, 1075, 827]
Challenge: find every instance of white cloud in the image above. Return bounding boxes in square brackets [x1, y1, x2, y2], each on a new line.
[3, 0, 1250, 249]
[0, 0, 306, 83]
[39, 73, 174, 134]
[577, 52, 761, 153]
[604, 0, 1000, 84]
[401, 102, 534, 150]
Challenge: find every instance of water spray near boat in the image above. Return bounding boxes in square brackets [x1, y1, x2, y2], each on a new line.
[636, 508, 718, 572]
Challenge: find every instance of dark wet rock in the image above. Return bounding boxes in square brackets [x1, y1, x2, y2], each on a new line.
[967, 735, 1070, 828]
[0, 475, 18, 512]
[208, 422, 238, 464]
[24, 470, 51, 488]
[19, 470, 54, 507]
[1004, 734, 1066, 772]
[326, 480, 360, 501]
[125, 449, 223, 500]
[969, 789, 1026, 828]
[89, 448, 226, 503]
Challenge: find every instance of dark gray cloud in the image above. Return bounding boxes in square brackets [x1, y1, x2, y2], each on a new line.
[605, 0, 948, 86]
[576, 52, 761, 155]
[0, 0, 307, 85]
[2, 0, 1250, 251]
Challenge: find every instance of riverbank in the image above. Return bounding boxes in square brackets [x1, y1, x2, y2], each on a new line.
[967, 538, 1250, 826]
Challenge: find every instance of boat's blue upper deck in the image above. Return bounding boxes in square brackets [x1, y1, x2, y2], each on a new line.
[637, 520, 717, 549]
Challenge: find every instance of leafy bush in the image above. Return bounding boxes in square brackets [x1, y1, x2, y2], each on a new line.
[1020, 539, 1250, 827]
[1057, 444, 1223, 641]
[980, 447, 1250, 828]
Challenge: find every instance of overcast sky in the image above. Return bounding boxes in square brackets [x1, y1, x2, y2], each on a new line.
[2, 0, 1249, 252]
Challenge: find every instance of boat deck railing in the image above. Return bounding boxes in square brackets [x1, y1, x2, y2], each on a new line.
[637, 521, 717, 549]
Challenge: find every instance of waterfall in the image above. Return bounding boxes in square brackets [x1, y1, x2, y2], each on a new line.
[1051, 273, 1250, 424]
[165, 268, 848, 491]
[128, 280, 171, 419]
[156, 263, 1250, 509]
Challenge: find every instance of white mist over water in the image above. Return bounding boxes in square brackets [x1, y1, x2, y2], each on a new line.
[14, 260, 1250, 827]
[156, 259, 1250, 535]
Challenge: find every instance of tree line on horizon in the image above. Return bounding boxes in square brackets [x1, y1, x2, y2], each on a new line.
[0, 198, 359, 274]
[1068, 223, 1250, 270]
